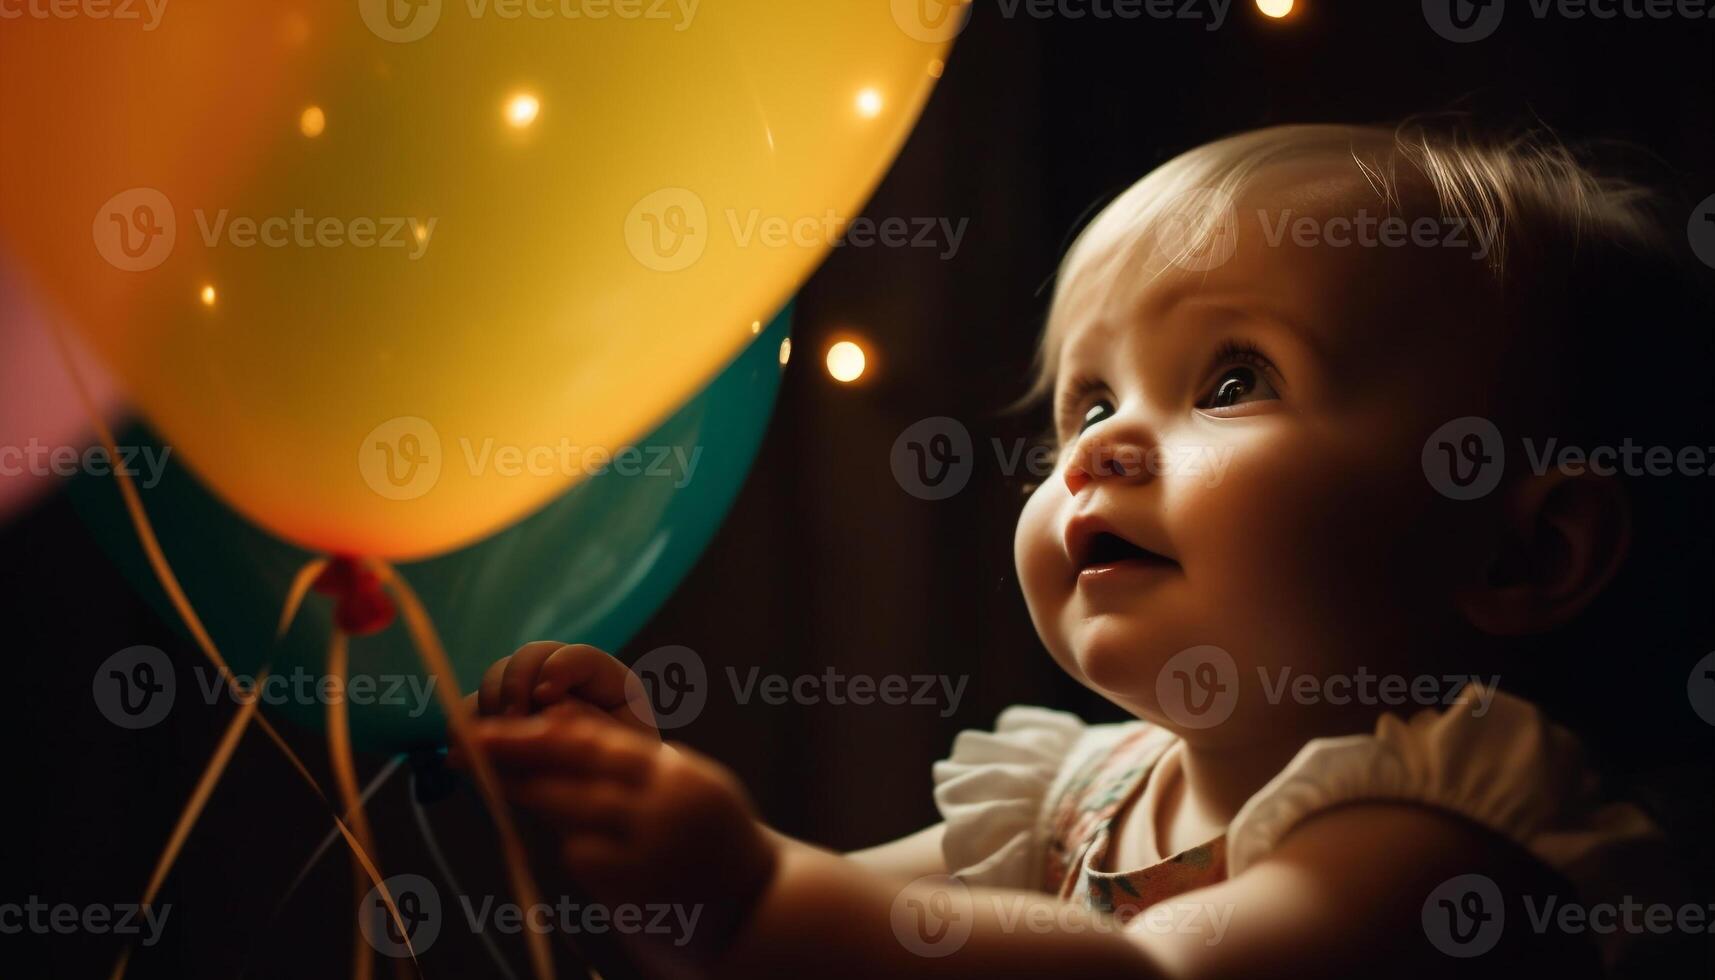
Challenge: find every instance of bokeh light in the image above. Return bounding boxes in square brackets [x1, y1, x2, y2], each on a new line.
[505, 93, 540, 128]
[825, 340, 867, 383]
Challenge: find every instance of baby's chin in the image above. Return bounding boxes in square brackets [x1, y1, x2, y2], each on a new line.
[1056, 611, 1191, 703]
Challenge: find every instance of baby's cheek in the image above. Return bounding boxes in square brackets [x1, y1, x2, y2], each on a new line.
[1172, 434, 1419, 662]
[1014, 480, 1075, 653]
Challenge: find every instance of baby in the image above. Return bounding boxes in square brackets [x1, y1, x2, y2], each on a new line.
[459, 121, 1711, 978]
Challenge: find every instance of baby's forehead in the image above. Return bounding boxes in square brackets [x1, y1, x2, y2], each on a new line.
[1049, 160, 1497, 378]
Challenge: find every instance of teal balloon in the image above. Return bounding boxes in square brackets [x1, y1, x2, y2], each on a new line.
[69, 306, 791, 750]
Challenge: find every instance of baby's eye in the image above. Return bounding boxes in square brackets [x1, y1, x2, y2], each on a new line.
[1079, 398, 1115, 434]
[1196, 341, 1282, 414]
[1198, 366, 1277, 410]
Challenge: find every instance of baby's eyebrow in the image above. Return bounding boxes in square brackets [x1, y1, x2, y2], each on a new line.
[1144, 286, 1329, 364]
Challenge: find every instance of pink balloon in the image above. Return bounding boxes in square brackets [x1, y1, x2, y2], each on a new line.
[0, 253, 123, 523]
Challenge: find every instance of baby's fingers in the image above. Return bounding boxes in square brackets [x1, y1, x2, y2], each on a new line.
[494, 640, 568, 716]
[534, 644, 657, 735]
[464, 715, 656, 785]
[475, 642, 553, 716]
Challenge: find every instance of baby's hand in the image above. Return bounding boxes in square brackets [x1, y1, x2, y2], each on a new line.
[465, 713, 780, 965]
[471, 641, 658, 740]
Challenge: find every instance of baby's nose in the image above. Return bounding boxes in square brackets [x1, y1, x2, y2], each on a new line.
[1062, 430, 1154, 495]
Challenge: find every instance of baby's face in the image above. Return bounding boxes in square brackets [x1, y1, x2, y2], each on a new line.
[1015, 164, 1510, 741]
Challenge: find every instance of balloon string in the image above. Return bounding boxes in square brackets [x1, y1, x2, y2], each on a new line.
[371, 558, 562, 980]
[328, 629, 380, 980]
[410, 766, 524, 980]
[278, 557, 331, 639]
[240, 756, 405, 980]
[39, 318, 398, 978]
[107, 672, 263, 980]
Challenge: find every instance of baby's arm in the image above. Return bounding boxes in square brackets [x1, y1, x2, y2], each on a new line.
[842, 822, 946, 880]
[725, 803, 1603, 980]
[466, 707, 1601, 979]
[725, 839, 1166, 977]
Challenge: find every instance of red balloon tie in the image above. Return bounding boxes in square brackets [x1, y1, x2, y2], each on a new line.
[311, 554, 397, 636]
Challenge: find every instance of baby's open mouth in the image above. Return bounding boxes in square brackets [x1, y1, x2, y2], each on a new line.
[1065, 517, 1180, 576]
[1079, 533, 1179, 579]
[1082, 531, 1164, 568]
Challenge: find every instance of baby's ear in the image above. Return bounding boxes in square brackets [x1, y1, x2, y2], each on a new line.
[1455, 470, 1632, 636]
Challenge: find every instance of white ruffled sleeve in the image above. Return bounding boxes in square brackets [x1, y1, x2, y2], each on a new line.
[1227, 686, 1608, 874]
[931, 706, 1087, 889]
[1227, 686, 1679, 969]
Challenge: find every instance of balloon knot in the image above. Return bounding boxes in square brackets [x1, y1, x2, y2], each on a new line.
[311, 554, 396, 637]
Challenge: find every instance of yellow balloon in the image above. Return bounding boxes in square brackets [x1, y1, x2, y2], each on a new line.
[0, 0, 954, 558]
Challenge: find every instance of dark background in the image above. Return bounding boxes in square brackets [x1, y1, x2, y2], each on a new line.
[7, 1, 1714, 976]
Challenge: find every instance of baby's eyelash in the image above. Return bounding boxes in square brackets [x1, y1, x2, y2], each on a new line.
[1054, 373, 1107, 433]
[1206, 338, 1284, 387]
[1210, 337, 1270, 371]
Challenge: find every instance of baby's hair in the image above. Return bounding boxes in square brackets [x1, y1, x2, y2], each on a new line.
[1019, 117, 1695, 412]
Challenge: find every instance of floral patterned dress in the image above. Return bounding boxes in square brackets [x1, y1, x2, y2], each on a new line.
[1040, 726, 1225, 920]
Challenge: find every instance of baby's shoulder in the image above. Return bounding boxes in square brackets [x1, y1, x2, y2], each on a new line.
[1230, 685, 1684, 973]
